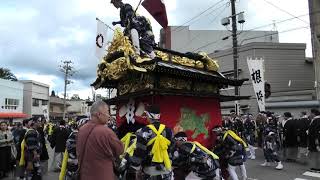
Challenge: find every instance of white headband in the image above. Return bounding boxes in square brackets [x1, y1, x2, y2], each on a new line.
[145, 111, 160, 120]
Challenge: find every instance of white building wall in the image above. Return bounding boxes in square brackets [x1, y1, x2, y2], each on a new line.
[163, 26, 279, 54]
[22, 83, 32, 115]
[0, 79, 24, 113]
[21, 81, 49, 117]
[67, 100, 88, 115]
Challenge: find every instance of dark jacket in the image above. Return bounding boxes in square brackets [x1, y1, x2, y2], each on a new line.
[37, 126, 49, 161]
[296, 116, 310, 147]
[308, 116, 320, 152]
[14, 128, 26, 161]
[51, 125, 70, 153]
[282, 118, 298, 148]
[132, 121, 174, 171]
[243, 119, 256, 145]
[172, 142, 219, 179]
[223, 134, 246, 166]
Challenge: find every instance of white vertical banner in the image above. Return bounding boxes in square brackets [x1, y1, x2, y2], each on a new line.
[247, 57, 265, 112]
[95, 18, 108, 60]
[42, 105, 49, 122]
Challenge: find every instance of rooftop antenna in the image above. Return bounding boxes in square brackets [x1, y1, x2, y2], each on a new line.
[270, 20, 277, 42]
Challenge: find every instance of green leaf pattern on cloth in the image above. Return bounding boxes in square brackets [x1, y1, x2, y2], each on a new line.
[180, 107, 210, 138]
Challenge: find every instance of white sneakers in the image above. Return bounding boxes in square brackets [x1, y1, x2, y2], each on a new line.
[275, 162, 283, 170]
[248, 155, 256, 160]
[260, 161, 271, 166]
[261, 161, 283, 170]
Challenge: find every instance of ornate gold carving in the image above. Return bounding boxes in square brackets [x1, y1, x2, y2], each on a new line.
[159, 77, 192, 90]
[193, 82, 218, 93]
[118, 74, 154, 95]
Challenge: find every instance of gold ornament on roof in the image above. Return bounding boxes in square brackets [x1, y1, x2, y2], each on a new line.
[198, 51, 219, 72]
[95, 28, 220, 88]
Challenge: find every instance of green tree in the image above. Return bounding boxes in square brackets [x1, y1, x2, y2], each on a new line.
[0, 68, 18, 81]
[71, 94, 80, 100]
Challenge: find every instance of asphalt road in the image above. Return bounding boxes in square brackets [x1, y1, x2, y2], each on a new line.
[4, 147, 320, 180]
[244, 149, 319, 180]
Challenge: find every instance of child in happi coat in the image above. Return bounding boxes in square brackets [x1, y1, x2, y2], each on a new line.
[261, 128, 283, 170]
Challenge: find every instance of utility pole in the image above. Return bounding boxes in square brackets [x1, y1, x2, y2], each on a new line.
[308, 0, 320, 104]
[221, 0, 245, 115]
[59, 61, 75, 120]
[231, 0, 239, 97]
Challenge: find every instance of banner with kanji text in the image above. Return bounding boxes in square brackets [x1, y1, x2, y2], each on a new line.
[247, 58, 265, 112]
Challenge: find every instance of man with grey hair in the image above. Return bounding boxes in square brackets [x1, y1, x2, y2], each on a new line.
[77, 101, 124, 180]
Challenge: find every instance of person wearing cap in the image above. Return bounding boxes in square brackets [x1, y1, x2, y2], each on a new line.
[281, 112, 298, 162]
[172, 132, 220, 180]
[260, 127, 283, 170]
[110, 0, 156, 60]
[129, 105, 174, 180]
[308, 109, 320, 171]
[212, 126, 247, 180]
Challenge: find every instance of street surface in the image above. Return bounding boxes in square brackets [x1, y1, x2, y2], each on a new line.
[4, 147, 320, 180]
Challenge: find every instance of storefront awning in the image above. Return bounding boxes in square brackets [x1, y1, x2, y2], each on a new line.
[0, 113, 28, 118]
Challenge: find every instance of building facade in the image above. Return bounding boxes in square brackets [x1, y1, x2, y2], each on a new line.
[20, 80, 50, 118]
[0, 79, 27, 122]
[210, 42, 318, 116]
[49, 96, 70, 121]
[160, 26, 279, 53]
[67, 99, 89, 116]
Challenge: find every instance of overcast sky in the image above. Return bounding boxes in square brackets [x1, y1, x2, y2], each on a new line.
[0, 0, 311, 99]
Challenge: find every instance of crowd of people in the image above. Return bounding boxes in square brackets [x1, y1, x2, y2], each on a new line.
[222, 109, 320, 172]
[0, 117, 50, 180]
[71, 101, 224, 180]
[0, 101, 319, 180]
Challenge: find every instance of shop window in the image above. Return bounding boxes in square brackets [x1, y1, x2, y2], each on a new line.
[4, 98, 19, 110]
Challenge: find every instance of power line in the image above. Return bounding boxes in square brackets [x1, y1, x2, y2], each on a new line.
[191, 10, 320, 52]
[261, 0, 309, 25]
[184, 3, 229, 47]
[239, 10, 320, 41]
[192, 23, 316, 53]
[238, 25, 311, 45]
[247, 12, 311, 32]
[171, 0, 226, 32]
[192, 37, 224, 52]
[174, 1, 229, 33]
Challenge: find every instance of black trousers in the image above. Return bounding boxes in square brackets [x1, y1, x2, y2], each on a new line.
[0, 146, 12, 174]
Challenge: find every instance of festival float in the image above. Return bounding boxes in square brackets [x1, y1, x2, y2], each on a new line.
[92, 0, 248, 148]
